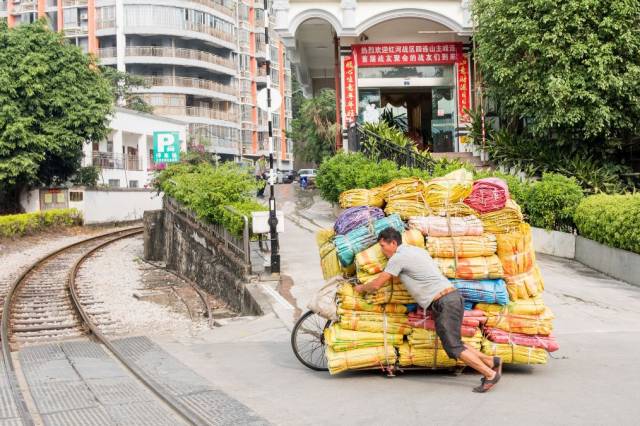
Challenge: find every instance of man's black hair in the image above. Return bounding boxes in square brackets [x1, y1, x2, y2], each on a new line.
[378, 227, 402, 245]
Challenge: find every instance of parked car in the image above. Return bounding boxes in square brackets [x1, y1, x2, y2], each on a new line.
[298, 169, 317, 188]
[283, 170, 296, 184]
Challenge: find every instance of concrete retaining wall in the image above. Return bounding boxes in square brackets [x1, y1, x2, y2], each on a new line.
[81, 189, 162, 224]
[144, 198, 263, 316]
[575, 236, 640, 287]
[531, 227, 576, 259]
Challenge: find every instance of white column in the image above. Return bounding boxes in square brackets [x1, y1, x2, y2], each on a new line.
[461, 0, 472, 28]
[115, 0, 126, 72]
[82, 141, 93, 167]
[273, 0, 289, 31]
[138, 134, 149, 183]
[113, 130, 123, 168]
[341, 0, 357, 31]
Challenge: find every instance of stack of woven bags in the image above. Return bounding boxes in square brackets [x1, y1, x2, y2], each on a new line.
[317, 169, 559, 375]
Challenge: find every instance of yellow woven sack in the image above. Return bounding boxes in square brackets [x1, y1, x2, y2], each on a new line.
[337, 283, 408, 314]
[316, 228, 335, 247]
[434, 254, 504, 279]
[480, 199, 524, 234]
[339, 318, 412, 335]
[481, 339, 548, 364]
[426, 233, 497, 258]
[408, 215, 484, 237]
[324, 323, 404, 352]
[397, 344, 460, 368]
[423, 169, 474, 208]
[326, 346, 398, 375]
[339, 188, 385, 208]
[337, 309, 409, 324]
[384, 177, 425, 201]
[483, 307, 555, 335]
[496, 223, 536, 275]
[318, 241, 342, 280]
[476, 296, 546, 316]
[504, 265, 545, 300]
[384, 199, 430, 219]
[409, 328, 483, 351]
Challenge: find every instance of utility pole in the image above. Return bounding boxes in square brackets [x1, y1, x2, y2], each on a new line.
[264, 0, 280, 274]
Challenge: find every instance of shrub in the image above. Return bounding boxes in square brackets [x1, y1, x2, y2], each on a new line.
[574, 193, 640, 254]
[72, 166, 100, 187]
[155, 162, 266, 235]
[524, 173, 584, 232]
[0, 209, 82, 238]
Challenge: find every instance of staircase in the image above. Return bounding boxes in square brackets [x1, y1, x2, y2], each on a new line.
[430, 152, 493, 172]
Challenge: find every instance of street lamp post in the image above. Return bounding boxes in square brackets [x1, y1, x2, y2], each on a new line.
[263, 0, 280, 274]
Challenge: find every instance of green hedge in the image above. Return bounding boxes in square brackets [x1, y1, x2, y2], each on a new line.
[574, 193, 640, 254]
[155, 162, 267, 236]
[524, 173, 584, 232]
[0, 209, 83, 238]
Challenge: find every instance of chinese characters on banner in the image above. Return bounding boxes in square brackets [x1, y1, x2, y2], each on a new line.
[457, 54, 471, 123]
[343, 55, 357, 125]
[352, 42, 463, 67]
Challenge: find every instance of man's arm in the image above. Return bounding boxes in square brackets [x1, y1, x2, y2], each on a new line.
[354, 272, 394, 294]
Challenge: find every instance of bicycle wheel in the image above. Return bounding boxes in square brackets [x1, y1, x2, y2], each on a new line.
[291, 310, 330, 371]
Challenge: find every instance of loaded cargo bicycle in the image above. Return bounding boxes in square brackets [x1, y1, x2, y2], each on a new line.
[291, 169, 559, 377]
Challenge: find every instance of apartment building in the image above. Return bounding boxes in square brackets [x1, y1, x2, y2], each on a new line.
[1, 0, 294, 170]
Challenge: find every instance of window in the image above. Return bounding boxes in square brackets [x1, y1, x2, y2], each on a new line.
[108, 179, 120, 188]
[70, 191, 83, 202]
[129, 180, 139, 188]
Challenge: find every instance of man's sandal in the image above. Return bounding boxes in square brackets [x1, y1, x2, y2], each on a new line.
[473, 372, 501, 393]
[492, 356, 502, 375]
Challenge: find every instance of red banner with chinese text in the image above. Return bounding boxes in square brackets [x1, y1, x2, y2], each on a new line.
[457, 54, 471, 123]
[353, 42, 463, 67]
[343, 55, 357, 125]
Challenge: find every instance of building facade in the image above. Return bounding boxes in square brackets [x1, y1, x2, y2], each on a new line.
[1, 0, 294, 169]
[273, 0, 474, 153]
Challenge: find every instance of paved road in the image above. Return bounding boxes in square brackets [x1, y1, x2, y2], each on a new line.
[154, 185, 640, 425]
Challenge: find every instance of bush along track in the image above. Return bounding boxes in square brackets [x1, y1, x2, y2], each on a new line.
[0, 209, 83, 238]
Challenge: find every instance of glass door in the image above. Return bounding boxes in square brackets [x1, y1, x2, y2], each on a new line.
[431, 87, 455, 152]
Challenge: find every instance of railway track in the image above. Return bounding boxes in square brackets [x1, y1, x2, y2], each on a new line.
[0, 227, 214, 426]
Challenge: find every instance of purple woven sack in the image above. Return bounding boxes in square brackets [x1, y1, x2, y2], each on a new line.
[334, 206, 385, 235]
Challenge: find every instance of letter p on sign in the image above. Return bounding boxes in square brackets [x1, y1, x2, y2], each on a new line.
[153, 131, 181, 163]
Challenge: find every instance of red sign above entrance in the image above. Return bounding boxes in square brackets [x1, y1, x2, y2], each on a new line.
[353, 42, 463, 67]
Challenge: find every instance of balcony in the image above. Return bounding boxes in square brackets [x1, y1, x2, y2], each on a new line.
[153, 105, 238, 123]
[125, 46, 235, 70]
[62, 0, 87, 7]
[126, 21, 235, 47]
[189, 0, 234, 18]
[96, 19, 116, 30]
[12, 1, 37, 13]
[142, 75, 237, 97]
[64, 26, 89, 37]
[92, 152, 141, 171]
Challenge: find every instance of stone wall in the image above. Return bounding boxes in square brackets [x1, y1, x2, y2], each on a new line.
[144, 198, 263, 316]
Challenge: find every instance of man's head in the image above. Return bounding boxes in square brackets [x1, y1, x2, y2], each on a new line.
[378, 227, 402, 258]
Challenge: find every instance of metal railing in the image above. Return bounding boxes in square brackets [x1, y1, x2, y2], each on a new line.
[12, 1, 37, 13]
[142, 75, 237, 96]
[92, 152, 142, 171]
[127, 22, 234, 44]
[96, 19, 116, 30]
[125, 46, 235, 69]
[62, 0, 87, 6]
[349, 123, 435, 172]
[188, 0, 234, 17]
[153, 105, 238, 122]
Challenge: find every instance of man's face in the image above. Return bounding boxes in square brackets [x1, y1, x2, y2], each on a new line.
[379, 239, 398, 258]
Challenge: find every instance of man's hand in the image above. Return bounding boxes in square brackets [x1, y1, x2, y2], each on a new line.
[354, 284, 368, 294]
[354, 272, 393, 295]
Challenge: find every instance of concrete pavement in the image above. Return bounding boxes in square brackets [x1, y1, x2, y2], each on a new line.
[154, 185, 640, 425]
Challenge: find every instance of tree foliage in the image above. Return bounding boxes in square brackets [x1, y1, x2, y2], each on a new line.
[100, 66, 153, 113]
[474, 0, 640, 142]
[0, 21, 113, 211]
[289, 88, 337, 165]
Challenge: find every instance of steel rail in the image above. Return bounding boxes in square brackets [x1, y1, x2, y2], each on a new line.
[0, 226, 143, 426]
[68, 232, 213, 426]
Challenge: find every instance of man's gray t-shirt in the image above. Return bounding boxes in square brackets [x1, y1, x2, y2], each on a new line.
[384, 244, 452, 308]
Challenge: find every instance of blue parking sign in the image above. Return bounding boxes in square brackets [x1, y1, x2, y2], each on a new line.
[153, 131, 181, 163]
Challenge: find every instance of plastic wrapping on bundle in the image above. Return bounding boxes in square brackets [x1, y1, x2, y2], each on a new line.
[496, 223, 536, 275]
[464, 178, 510, 213]
[326, 346, 398, 375]
[422, 169, 474, 208]
[339, 314, 412, 335]
[397, 344, 461, 368]
[337, 283, 408, 314]
[476, 296, 546, 316]
[434, 255, 504, 280]
[480, 199, 524, 234]
[316, 229, 342, 280]
[504, 265, 545, 300]
[339, 188, 385, 208]
[383, 178, 425, 201]
[384, 199, 431, 219]
[409, 328, 482, 351]
[426, 233, 497, 258]
[481, 306, 555, 335]
[484, 327, 559, 352]
[408, 215, 483, 237]
[324, 324, 404, 352]
[334, 206, 385, 235]
[481, 339, 549, 364]
[334, 214, 405, 266]
[364, 282, 416, 305]
[408, 309, 486, 336]
[355, 229, 424, 276]
[450, 279, 509, 305]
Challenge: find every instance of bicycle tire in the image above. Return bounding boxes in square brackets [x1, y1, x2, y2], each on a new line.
[291, 310, 330, 371]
